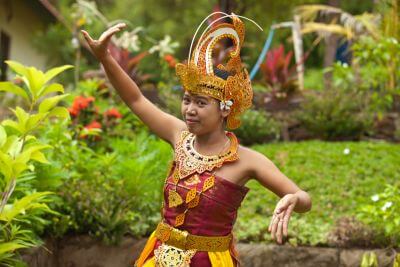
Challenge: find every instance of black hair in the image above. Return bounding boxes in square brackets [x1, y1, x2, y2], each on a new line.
[214, 67, 232, 80]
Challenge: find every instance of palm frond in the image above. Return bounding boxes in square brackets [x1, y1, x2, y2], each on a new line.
[301, 22, 353, 39]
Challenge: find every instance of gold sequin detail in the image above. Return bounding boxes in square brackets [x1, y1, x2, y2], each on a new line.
[185, 188, 197, 203]
[175, 213, 185, 227]
[184, 174, 201, 186]
[172, 168, 180, 184]
[168, 189, 183, 208]
[187, 195, 200, 209]
[203, 175, 215, 192]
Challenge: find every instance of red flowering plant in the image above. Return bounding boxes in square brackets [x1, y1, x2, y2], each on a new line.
[260, 44, 299, 99]
[67, 93, 124, 143]
[163, 54, 177, 68]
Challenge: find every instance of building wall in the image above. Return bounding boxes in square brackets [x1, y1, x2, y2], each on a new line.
[0, 0, 49, 73]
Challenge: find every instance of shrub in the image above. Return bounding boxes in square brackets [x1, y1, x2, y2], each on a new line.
[296, 88, 374, 140]
[234, 109, 281, 145]
[39, 122, 172, 244]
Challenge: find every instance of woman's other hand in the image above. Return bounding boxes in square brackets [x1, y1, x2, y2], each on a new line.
[81, 23, 126, 61]
[268, 193, 298, 244]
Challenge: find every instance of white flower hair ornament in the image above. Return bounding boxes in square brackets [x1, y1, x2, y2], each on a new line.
[220, 100, 234, 111]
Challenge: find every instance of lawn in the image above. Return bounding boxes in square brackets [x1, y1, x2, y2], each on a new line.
[235, 140, 400, 246]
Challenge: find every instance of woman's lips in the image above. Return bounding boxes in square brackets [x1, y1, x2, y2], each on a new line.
[186, 118, 199, 124]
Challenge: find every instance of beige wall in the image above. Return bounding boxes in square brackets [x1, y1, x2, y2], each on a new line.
[0, 0, 49, 73]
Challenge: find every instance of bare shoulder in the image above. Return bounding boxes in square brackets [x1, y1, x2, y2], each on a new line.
[237, 145, 274, 177]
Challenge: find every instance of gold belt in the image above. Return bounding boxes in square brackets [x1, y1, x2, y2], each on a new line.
[155, 222, 232, 252]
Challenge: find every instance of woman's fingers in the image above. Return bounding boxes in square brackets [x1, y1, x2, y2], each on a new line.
[99, 23, 126, 42]
[282, 204, 295, 237]
[270, 213, 282, 240]
[81, 30, 94, 45]
[276, 218, 284, 244]
[268, 213, 276, 232]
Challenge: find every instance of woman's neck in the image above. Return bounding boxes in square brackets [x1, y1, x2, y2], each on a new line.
[193, 129, 230, 156]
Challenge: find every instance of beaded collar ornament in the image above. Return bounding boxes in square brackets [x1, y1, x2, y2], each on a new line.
[175, 12, 262, 129]
[175, 131, 238, 179]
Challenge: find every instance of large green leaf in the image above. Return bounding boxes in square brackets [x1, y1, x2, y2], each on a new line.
[25, 67, 45, 99]
[10, 107, 29, 133]
[11, 161, 29, 179]
[0, 125, 6, 147]
[48, 106, 70, 120]
[0, 241, 27, 255]
[25, 112, 48, 132]
[0, 192, 53, 222]
[37, 83, 64, 98]
[30, 151, 50, 164]
[1, 120, 22, 134]
[0, 151, 13, 182]
[18, 143, 52, 167]
[0, 82, 29, 101]
[5, 61, 28, 77]
[2, 135, 23, 158]
[1, 135, 20, 154]
[43, 65, 73, 84]
[38, 94, 69, 113]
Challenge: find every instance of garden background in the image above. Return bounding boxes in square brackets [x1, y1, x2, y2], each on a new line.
[0, 0, 399, 266]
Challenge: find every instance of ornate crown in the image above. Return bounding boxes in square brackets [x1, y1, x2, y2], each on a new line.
[175, 13, 253, 129]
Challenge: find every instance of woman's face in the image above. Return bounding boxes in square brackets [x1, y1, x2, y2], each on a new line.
[181, 91, 228, 135]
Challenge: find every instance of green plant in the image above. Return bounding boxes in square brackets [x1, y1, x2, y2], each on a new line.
[233, 109, 281, 145]
[38, 120, 172, 243]
[296, 87, 374, 140]
[352, 36, 400, 114]
[303, 68, 324, 91]
[357, 184, 400, 247]
[0, 60, 72, 265]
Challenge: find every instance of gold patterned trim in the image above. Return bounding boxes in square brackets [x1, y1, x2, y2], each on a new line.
[155, 222, 232, 252]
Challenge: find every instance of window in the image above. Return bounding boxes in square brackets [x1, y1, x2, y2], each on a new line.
[0, 30, 11, 81]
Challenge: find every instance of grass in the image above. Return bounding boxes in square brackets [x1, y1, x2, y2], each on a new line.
[235, 140, 400, 246]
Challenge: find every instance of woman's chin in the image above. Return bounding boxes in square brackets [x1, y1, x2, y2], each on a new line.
[186, 123, 201, 134]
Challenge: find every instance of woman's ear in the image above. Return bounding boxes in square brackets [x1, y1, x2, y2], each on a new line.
[221, 108, 231, 119]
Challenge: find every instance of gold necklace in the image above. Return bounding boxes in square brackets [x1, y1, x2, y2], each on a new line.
[174, 131, 239, 179]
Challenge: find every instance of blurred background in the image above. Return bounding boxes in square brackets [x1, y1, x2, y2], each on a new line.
[0, 0, 399, 266]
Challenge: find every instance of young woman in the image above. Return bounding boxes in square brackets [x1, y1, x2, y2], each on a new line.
[81, 13, 311, 267]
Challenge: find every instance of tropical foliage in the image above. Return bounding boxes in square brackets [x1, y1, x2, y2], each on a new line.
[0, 61, 72, 266]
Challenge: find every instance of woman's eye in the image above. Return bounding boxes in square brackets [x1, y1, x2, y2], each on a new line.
[197, 101, 206, 106]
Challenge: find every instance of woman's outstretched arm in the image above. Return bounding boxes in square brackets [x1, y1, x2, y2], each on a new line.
[247, 149, 312, 244]
[81, 23, 186, 146]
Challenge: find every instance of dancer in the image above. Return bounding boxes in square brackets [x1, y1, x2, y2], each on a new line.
[81, 12, 311, 267]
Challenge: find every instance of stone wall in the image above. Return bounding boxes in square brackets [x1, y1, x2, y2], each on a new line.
[22, 235, 399, 267]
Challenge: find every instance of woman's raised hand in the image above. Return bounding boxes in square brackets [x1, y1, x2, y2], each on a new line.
[81, 23, 126, 61]
[268, 193, 298, 244]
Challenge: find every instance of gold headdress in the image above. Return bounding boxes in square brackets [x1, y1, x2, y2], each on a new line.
[176, 13, 261, 129]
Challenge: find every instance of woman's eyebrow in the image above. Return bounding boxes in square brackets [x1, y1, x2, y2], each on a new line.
[194, 96, 209, 101]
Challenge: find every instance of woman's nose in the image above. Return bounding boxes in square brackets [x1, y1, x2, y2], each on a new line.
[186, 103, 197, 115]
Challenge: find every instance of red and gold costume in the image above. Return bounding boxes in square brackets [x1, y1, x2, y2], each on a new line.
[136, 131, 249, 266]
[136, 12, 257, 266]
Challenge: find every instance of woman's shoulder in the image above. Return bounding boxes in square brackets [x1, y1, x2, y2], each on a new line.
[237, 145, 269, 160]
[237, 145, 274, 174]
